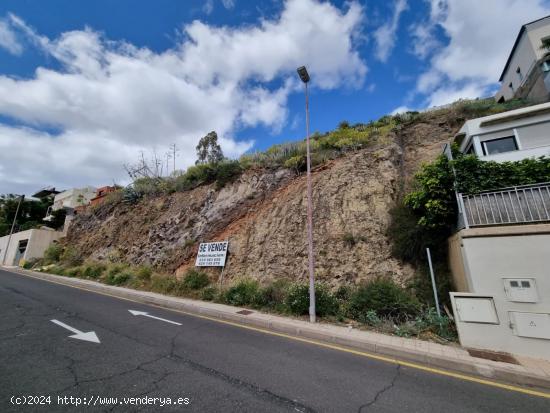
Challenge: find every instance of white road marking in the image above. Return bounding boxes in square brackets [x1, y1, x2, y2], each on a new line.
[128, 310, 182, 325]
[50, 319, 100, 343]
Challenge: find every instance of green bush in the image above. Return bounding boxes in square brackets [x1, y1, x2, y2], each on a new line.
[22, 258, 39, 269]
[82, 262, 106, 279]
[252, 279, 290, 310]
[105, 263, 127, 277]
[391, 152, 550, 269]
[348, 277, 420, 322]
[201, 286, 218, 301]
[403, 154, 550, 240]
[387, 203, 446, 264]
[284, 283, 339, 317]
[65, 266, 82, 278]
[182, 269, 210, 290]
[150, 274, 177, 294]
[413, 307, 457, 341]
[104, 271, 132, 286]
[223, 279, 260, 306]
[363, 309, 382, 326]
[335, 285, 352, 300]
[214, 160, 242, 189]
[283, 155, 306, 173]
[60, 246, 83, 266]
[46, 265, 65, 275]
[135, 265, 153, 281]
[44, 243, 63, 263]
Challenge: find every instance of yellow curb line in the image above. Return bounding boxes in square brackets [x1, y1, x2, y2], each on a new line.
[11, 270, 550, 399]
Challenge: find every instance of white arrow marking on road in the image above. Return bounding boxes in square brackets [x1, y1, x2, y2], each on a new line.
[128, 310, 182, 325]
[50, 319, 101, 343]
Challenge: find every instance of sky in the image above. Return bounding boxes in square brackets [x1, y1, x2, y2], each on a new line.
[1, 0, 550, 195]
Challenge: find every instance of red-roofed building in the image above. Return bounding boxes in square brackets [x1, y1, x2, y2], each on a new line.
[90, 186, 119, 207]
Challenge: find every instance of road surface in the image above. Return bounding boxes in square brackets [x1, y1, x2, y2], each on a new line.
[1, 268, 549, 412]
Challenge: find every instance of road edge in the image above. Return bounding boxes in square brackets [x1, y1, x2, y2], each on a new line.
[4, 266, 550, 393]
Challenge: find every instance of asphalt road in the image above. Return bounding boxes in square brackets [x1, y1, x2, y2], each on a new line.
[1, 269, 549, 413]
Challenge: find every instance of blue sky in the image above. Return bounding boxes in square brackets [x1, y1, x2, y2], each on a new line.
[0, 0, 549, 194]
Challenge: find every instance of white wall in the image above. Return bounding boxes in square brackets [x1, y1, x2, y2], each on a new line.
[481, 146, 550, 162]
[527, 20, 550, 60]
[498, 32, 537, 101]
[0, 229, 62, 266]
[517, 121, 550, 149]
[497, 17, 550, 101]
[450, 226, 550, 360]
[52, 186, 96, 211]
[456, 102, 550, 162]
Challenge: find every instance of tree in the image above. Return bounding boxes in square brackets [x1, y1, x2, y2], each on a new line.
[0, 194, 52, 236]
[48, 209, 67, 230]
[196, 131, 224, 165]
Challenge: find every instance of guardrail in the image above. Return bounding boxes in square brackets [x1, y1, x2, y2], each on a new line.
[459, 182, 550, 228]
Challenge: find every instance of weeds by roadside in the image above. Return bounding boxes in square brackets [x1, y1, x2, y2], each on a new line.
[28, 248, 457, 343]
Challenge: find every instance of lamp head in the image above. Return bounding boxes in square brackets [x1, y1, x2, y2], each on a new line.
[297, 66, 310, 83]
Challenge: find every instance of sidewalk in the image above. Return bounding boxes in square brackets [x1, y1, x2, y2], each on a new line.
[4, 266, 550, 392]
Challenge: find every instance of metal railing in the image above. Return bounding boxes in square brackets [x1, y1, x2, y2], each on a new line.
[460, 182, 550, 228]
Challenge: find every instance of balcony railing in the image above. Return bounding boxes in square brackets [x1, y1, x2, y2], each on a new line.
[459, 182, 550, 228]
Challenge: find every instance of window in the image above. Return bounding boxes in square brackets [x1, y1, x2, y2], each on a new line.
[521, 280, 531, 288]
[482, 136, 518, 155]
[510, 280, 519, 287]
[508, 82, 514, 90]
[516, 66, 523, 81]
[465, 144, 475, 155]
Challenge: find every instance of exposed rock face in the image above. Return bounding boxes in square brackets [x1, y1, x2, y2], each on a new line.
[66, 109, 465, 286]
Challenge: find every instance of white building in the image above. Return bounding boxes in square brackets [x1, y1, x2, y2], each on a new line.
[44, 186, 96, 222]
[0, 228, 62, 267]
[448, 103, 550, 361]
[449, 224, 550, 361]
[454, 101, 550, 162]
[51, 186, 97, 211]
[496, 15, 550, 103]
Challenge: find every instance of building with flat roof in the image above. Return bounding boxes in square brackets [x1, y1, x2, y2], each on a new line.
[453, 101, 550, 162]
[447, 102, 550, 361]
[0, 228, 62, 266]
[496, 15, 550, 103]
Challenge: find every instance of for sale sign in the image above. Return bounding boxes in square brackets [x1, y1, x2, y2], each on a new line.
[195, 241, 229, 267]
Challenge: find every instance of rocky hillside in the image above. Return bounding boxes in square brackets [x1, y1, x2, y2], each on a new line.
[65, 99, 529, 286]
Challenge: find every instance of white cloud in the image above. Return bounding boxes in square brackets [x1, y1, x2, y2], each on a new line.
[0, 0, 367, 195]
[390, 105, 413, 115]
[203, 0, 214, 15]
[408, 22, 440, 60]
[426, 83, 487, 108]
[373, 0, 408, 62]
[0, 18, 23, 55]
[415, 0, 550, 107]
[221, 0, 236, 10]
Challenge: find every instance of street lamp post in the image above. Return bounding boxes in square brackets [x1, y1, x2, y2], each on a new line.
[297, 66, 316, 323]
[2, 194, 24, 266]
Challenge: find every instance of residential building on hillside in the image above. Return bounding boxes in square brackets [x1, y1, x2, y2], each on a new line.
[31, 186, 60, 203]
[0, 228, 62, 267]
[454, 101, 550, 162]
[446, 104, 550, 362]
[44, 186, 96, 220]
[495, 15, 550, 103]
[90, 186, 119, 207]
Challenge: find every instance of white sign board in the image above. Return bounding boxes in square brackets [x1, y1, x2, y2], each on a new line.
[195, 241, 229, 267]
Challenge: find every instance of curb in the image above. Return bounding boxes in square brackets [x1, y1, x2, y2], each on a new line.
[4, 267, 550, 392]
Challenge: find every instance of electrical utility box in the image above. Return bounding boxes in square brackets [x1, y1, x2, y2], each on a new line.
[503, 278, 538, 303]
[509, 312, 550, 340]
[454, 296, 499, 324]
